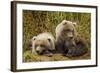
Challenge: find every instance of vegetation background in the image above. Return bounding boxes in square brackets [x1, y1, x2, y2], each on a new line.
[23, 10, 91, 62]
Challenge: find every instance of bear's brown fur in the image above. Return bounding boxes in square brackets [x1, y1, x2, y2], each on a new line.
[55, 20, 88, 57]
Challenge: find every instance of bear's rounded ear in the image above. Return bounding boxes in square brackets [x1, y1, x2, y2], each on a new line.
[32, 36, 37, 40]
[62, 20, 67, 22]
[29, 36, 37, 49]
[62, 20, 67, 25]
[73, 22, 77, 26]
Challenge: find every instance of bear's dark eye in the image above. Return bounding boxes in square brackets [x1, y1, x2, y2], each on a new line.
[64, 29, 74, 32]
[64, 29, 71, 32]
[67, 29, 71, 32]
[40, 44, 45, 47]
[48, 38, 51, 42]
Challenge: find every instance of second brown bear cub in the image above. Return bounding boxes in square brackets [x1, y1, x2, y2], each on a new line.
[56, 20, 88, 57]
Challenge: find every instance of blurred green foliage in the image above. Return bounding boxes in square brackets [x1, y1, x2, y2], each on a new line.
[23, 10, 91, 62]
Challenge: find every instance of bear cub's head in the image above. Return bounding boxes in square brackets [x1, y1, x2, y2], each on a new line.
[56, 20, 77, 41]
[30, 32, 55, 57]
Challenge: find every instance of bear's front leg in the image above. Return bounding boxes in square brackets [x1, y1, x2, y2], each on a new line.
[44, 50, 53, 57]
[63, 41, 77, 57]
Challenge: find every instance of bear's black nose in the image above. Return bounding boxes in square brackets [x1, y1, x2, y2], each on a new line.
[36, 50, 40, 53]
[36, 50, 43, 55]
[69, 37, 73, 39]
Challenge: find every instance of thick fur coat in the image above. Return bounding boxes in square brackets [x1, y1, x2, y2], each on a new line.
[55, 20, 88, 57]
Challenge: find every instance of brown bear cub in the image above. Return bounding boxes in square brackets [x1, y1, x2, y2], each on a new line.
[30, 32, 55, 57]
[55, 20, 88, 57]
